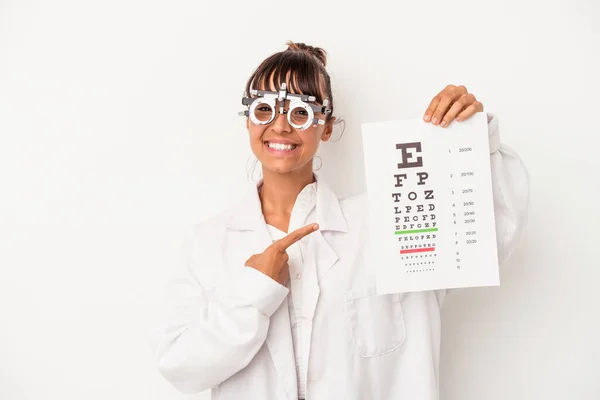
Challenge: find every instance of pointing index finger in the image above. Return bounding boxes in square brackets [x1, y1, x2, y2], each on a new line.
[274, 223, 319, 250]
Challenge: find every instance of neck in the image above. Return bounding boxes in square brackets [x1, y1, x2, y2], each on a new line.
[259, 163, 315, 221]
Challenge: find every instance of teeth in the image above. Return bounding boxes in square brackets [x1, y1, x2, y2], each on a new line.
[267, 142, 296, 151]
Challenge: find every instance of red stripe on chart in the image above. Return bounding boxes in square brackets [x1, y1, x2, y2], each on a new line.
[400, 247, 435, 254]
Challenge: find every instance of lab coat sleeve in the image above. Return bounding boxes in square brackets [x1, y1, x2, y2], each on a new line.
[485, 112, 530, 266]
[149, 222, 290, 394]
[438, 112, 530, 302]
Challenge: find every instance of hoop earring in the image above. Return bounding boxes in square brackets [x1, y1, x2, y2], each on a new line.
[313, 155, 323, 171]
[330, 117, 346, 143]
[246, 157, 260, 183]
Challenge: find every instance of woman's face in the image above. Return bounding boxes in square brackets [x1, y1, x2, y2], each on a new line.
[246, 76, 334, 175]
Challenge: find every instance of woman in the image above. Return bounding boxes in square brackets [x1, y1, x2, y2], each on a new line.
[150, 42, 529, 400]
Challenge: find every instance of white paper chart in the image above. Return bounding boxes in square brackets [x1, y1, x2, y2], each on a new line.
[361, 113, 499, 294]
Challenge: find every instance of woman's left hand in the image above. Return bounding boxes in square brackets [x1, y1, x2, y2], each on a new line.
[423, 84, 484, 128]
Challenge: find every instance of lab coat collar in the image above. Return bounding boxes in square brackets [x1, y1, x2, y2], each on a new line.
[226, 172, 349, 233]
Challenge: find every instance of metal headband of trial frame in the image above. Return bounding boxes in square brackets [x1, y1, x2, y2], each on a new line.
[238, 82, 332, 130]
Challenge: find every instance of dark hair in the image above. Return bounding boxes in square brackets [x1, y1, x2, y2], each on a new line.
[244, 41, 334, 122]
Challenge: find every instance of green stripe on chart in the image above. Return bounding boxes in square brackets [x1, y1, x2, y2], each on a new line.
[395, 228, 438, 235]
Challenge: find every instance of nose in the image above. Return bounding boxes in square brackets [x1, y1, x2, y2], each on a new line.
[270, 105, 293, 134]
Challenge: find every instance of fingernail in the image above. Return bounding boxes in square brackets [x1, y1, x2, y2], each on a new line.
[432, 117, 438, 125]
[423, 115, 431, 122]
[441, 120, 447, 127]
[456, 116, 461, 121]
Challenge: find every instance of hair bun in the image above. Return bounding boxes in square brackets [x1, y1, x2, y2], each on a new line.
[285, 41, 328, 67]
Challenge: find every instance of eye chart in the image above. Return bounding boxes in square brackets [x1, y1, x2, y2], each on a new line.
[361, 113, 499, 294]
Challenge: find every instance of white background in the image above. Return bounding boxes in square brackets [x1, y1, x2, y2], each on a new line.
[1, 0, 598, 399]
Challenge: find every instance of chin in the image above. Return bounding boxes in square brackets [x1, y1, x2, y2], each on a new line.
[263, 162, 298, 174]
[260, 158, 314, 175]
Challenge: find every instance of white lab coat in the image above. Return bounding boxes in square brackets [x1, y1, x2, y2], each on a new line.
[150, 113, 529, 400]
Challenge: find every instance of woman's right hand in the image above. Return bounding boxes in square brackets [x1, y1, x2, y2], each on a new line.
[245, 223, 319, 286]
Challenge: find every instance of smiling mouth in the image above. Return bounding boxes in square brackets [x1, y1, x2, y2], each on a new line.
[264, 141, 299, 151]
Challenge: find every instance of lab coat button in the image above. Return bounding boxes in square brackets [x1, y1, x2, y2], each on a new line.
[295, 272, 301, 280]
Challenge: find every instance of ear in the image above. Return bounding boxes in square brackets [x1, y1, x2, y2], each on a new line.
[321, 117, 336, 141]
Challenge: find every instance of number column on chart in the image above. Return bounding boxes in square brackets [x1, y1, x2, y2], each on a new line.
[448, 146, 477, 270]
